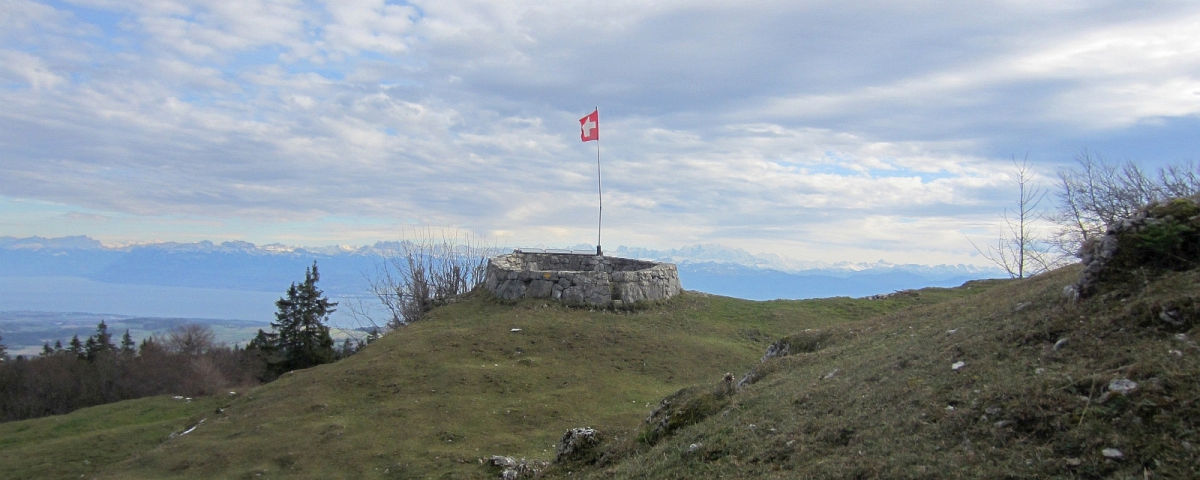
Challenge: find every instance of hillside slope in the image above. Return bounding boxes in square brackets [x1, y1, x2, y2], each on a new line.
[0, 287, 984, 479]
[543, 266, 1199, 478]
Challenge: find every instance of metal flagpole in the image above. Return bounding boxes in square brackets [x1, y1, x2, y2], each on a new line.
[595, 107, 603, 256]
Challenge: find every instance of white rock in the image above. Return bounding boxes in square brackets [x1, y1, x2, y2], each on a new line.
[1101, 448, 1123, 459]
[1108, 378, 1138, 395]
[951, 361, 966, 371]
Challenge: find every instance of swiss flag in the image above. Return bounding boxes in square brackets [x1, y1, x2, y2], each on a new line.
[579, 109, 599, 142]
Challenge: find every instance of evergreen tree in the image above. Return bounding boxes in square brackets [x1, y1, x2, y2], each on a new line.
[271, 262, 338, 372]
[0, 334, 6, 361]
[85, 320, 115, 361]
[120, 330, 136, 356]
[41, 342, 54, 357]
[68, 335, 84, 359]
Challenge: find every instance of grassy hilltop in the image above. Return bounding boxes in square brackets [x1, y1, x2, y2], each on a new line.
[2, 262, 1197, 478]
[0, 285, 976, 479]
[545, 266, 1200, 479]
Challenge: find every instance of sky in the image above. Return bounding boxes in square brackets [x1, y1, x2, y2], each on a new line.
[2, 0, 1199, 266]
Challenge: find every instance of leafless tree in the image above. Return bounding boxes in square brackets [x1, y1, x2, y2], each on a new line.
[163, 324, 218, 356]
[1053, 151, 1200, 255]
[346, 230, 495, 337]
[972, 157, 1055, 278]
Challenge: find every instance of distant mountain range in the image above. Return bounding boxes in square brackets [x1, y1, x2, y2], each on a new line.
[1, 236, 1006, 302]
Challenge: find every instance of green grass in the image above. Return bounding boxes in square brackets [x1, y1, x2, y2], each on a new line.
[0, 286, 988, 479]
[0, 394, 232, 479]
[543, 266, 1200, 479]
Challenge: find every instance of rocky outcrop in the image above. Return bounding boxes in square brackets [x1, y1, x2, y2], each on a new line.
[483, 251, 682, 308]
[1067, 194, 1200, 300]
[555, 427, 602, 464]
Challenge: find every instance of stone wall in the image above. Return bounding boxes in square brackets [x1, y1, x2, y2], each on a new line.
[483, 251, 682, 308]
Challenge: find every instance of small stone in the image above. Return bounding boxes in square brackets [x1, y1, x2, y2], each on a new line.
[945, 405, 955, 412]
[1035, 367, 1046, 375]
[510, 328, 521, 332]
[1108, 378, 1138, 395]
[1101, 448, 1123, 459]
[1053, 338, 1068, 351]
[1065, 458, 1081, 466]
[822, 369, 838, 380]
[946, 328, 958, 335]
[687, 443, 702, 453]
[1159, 309, 1184, 326]
[951, 361, 966, 371]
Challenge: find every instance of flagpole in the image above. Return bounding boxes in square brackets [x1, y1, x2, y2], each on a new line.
[595, 106, 603, 257]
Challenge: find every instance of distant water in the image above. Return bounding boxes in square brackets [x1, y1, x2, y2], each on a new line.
[0, 276, 372, 327]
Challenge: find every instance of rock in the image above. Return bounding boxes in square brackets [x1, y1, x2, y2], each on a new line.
[1159, 308, 1185, 326]
[485, 455, 547, 480]
[1101, 448, 1123, 459]
[555, 427, 601, 464]
[1053, 338, 1069, 351]
[951, 361, 966, 371]
[1107, 378, 1138, 395]
[1070, 195, 1200, 299]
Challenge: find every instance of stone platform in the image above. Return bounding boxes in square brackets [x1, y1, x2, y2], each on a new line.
[483, 251, 682, 308]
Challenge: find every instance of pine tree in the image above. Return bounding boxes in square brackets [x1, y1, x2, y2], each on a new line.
[0, 334, 6, 361]
[271, 262, 338, 372]
[120, 330, 136, 356]
[68, 335, 85, 359]
[85, 320, 115, 361]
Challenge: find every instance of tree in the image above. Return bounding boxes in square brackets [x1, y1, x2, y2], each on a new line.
[1054, 151, 1200, 255]
[972, 157, 1055, 278]
[68, 335, 84, 359]
[270, 262, 337, 372]
[85, 321, 115, 361]
[351, 230, 492, 332]
[165, 324, 216, 356]
[0, 335, 6, 361]
[120, 330, 136, 356]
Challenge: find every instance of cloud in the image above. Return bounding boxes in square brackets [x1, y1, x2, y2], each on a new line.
[1, 0, 1198, 266]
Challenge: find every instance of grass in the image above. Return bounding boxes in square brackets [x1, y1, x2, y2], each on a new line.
[0, 394, 232, 479]
[541, 266, 1200, 479]
[0, 285, 988, 479]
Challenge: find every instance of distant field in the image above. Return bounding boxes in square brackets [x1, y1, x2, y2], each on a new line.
[0, 311, 272, 356]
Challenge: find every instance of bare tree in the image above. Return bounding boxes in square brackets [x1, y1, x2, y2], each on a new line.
[164, 324, 217, 356]
[1053, 151, 1200, 256]
[972, 157, 1055, 278]
[347, 230, 495, 336]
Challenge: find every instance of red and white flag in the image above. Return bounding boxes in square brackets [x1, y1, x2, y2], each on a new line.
[579, 109, 599, 142]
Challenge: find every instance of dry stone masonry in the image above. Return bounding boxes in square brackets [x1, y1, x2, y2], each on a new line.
[483, 251, 682, 308]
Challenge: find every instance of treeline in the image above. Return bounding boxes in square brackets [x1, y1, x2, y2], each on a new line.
[0, 321, 260, 422]
[0, 262, 364, 423]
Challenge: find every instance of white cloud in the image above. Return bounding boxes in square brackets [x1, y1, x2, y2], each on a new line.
[0, 50, 65, 90]
[1, 0, 1198, 266]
